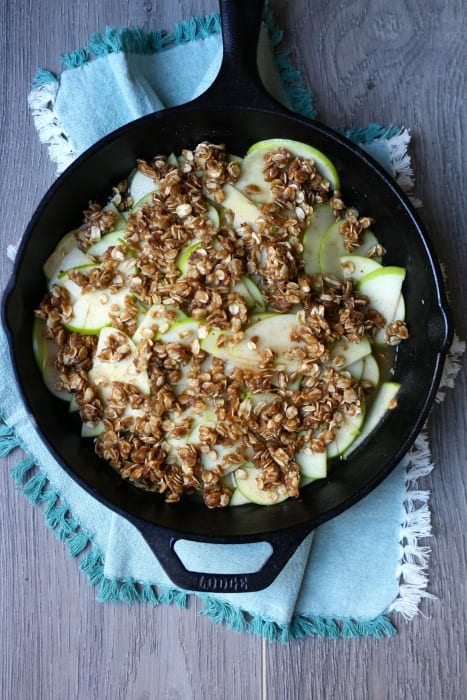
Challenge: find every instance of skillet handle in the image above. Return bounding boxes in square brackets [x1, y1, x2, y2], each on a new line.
[134, 522, 312, 593]
[194, 0, 287, 113]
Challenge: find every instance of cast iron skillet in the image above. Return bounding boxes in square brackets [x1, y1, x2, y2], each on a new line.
[2, 0, 453, 593]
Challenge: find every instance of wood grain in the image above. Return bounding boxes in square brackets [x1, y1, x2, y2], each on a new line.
[1, 1, 465, 699]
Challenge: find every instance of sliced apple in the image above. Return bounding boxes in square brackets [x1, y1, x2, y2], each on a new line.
[65, 288, 130, 334]
[128, 168, 159, 203]
[346, 358, 364, 380]
[242, 390, 277, 408]
[81, 420, 106, 438]
[340, 254, 382, 281]
[393, 294, 405, 322]
[319, 221, 349, 277]
[329, 336, 372, 368]
[200, 328, 237, 364]
[164, 407, 215, 450]
[236, 389, 282, 416]
[249, 311, 278, 324]
[176, 240, 201, 275]
[168, 363, 194, 398]
[48, 249, 99, 304]
[234, 465, 289, 506]
[237, 313, 301, 360]
[287, 375, 303, 391]
[232, 277, 265, 310]
[228, 488, 251, 507]
[220, 471, 239, 491]
[319, 223, 381, 278]
[242, 277, 265, 310]
[103, 201, 127, 230]
[200, 441, 250, 473]
[129, 191, 158, 213]
[207, 205, 220, 228]
[232, 279, 255, 308]
[361, 354, 380, 386]
[243, 138, 340, 196]
[43, 231, 79, 280]
[357, 266, 406, 344]
[203, 312, 345, 372]
[132, 303, 187, 344]
[87, 229, 127, 258]
[327, 407, 365, 458]
[69, 395, 80, 413]
[81, 326, 150, 435]
[344, 382, 400, 456]
[158, 318, 201, 346]
[32, 317, 71, 401]
[203, 313, 303, 370]
[89, 327, 151, 396]
[221, 183, 260, 226]
[49, 267, 95, 304]
[294, 448, 327, 479]
[201, 327, 264, 369]
[234, 152, 273, 204]
[358, 231, 382, 261]
[48, 247, 95, 285]
[302, 204, 336, 275]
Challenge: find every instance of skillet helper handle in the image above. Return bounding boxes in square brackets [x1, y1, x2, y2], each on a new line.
[196, 0, 286, 112]
[136, 523, 311, 593]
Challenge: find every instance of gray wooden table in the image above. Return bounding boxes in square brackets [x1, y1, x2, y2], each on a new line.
[1, 1, 465, 699]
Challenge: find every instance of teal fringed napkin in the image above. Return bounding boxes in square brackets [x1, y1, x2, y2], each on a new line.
[2, 9, 463, 642]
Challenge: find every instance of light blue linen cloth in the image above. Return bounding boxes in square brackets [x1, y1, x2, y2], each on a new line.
[2, 14, 426, 639]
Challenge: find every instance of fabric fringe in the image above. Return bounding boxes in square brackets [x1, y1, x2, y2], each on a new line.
[389, 336, 465, 620]
[273, 50, 317, 119]
[27, 78, 75, 173]
[27, 5, 318, 174]
[158, 587, 188, 608]
[337, 122, 403, 144]
[0, 413, 403, 641]
[387, 433, 436, 621]
[339, 123, 415, 195]
[60, 13, 222, 69]
[199, 597, 248, 632]
[140, 582, 160, 607]
[199, 598, 396, 642]
[436, 333, 465, 402]
[262, 3, 317, 119]
[0, 422, 23, 455]
[3, 424, 191, 610]
[385, 127, 414, 192]
[7, 243, 19, 262]
[28, 14, 223, 173]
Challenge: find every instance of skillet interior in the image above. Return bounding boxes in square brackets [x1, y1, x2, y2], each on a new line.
[4, 103, 451, 541]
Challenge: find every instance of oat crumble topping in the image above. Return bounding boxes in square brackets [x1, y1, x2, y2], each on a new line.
[36, 142, 407, 508]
